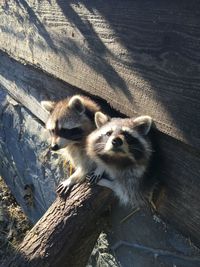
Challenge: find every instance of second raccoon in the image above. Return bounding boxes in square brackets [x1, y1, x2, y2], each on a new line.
[87, 112, 153, 207]
[41, 95, 101, 195]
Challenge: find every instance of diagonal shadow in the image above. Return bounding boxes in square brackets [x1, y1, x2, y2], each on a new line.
[16, 0, 58, 52]
[56, 0, 133, 100]
[66, 0, 200, 149]
[9, 0, 133, 100]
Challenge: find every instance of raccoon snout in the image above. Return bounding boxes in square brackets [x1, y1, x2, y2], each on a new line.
[112, 137, 123, 147]
[51, 144, 59, 151]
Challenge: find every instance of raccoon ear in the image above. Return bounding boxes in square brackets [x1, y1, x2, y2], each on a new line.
[68, 95, 85, 114]
[95, 112, 110, 128]
[133, 115, 152, 135]
[41, 101, 56, 113]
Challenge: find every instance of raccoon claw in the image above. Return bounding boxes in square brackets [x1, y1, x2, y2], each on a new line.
[56, 182, 73, 197]
[86, 172, 102, 184]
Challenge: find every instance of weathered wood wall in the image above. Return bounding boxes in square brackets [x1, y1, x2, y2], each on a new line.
[1, 0, 199, 147]
[0, 0, 200, 249]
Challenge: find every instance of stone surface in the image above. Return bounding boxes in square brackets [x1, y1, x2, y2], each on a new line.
[88, 207, 200, 267]
[0, 88, 67, 223]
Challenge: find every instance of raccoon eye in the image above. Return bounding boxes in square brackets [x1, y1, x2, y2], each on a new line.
[123, 131, 130, 139]
[59, 128, 67, 135]
[51, 129, 55, 135]
[106, 131, 112, 137]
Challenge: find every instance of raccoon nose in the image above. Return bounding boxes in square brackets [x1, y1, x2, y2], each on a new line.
[112, 137, 123, 147]
[51, 144, 59, 151]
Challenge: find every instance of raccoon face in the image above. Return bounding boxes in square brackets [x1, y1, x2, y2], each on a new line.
[41, 95, 98, 151]
[89, 112, 152, 168]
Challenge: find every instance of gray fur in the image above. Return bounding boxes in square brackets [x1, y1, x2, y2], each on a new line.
[87, 115, 153, 207]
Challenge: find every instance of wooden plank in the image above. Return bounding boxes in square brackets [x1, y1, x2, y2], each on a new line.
[155, 133, 200, 246]
[0, 50, 120, 121]
[0, 0, 200, 148]
[0, 51, 77, 123]
[1, 51, 200, 246]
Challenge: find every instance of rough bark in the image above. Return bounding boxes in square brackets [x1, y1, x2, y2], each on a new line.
[2, 183, 112, 267]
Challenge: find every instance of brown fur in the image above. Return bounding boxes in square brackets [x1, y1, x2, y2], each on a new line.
[42, 95, 102, 196]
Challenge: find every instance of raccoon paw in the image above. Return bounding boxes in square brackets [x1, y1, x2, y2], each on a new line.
[56, 180, 74, 197]
[86, 172, 102, 184]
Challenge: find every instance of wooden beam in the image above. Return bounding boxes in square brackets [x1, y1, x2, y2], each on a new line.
[0, 1, 200, 148]
[155, 132, 200, 247]
[0, 50, 77, 124]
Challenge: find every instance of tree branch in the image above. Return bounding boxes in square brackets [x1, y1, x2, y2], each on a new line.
[2, 183, 113, 267]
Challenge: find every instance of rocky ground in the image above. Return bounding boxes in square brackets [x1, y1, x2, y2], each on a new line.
[0, 176, 32, 264]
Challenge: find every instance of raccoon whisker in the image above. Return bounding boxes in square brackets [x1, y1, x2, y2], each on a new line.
[95, 149, 104, 153]
[94, 144, 105, 150]
[93, 142, 106, 146]
[130, 146, 154, 153]
[82, 146, 104, 153]
[94, 147, 104, 152]
[130, 147, 144, 153]
[95, 144, 105, 147]
[140, 147, 154, 153]
[93, 143, 105, 148]
[146, 148, 155, 153]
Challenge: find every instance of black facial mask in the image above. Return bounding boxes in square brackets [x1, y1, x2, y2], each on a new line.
[56, 127, 84, 141]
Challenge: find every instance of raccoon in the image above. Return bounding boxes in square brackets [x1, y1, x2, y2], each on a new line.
[41, 95, 100, 196]
[86, 112, 153, 207]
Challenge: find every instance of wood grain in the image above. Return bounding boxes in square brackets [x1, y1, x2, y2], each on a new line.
[155, 132, 200, 246]
[0, 50, 76, 124]
[0, 0, 200, 148]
